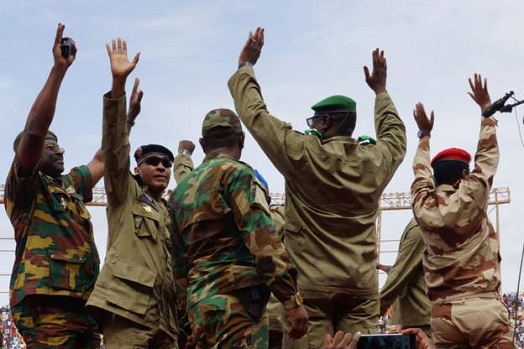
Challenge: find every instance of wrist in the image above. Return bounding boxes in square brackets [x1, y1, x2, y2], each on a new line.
[178, 149, 192, 156]
[283, 291, 303, 311]
[417, 129, 431, 139]
[238, 61, 253, 69]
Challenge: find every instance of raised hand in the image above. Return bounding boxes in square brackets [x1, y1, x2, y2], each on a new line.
[413, 102, 434, 135]
[238, 27, 265, 67]
[106, 38, 140, 98]
[178, 140, 195, 155]
[364, 48, 387, 95]
[106, 38, 140, 81]
[127, 77, 143, 126]
[53, 23, 76, 68]
[467, 73, 491, 113]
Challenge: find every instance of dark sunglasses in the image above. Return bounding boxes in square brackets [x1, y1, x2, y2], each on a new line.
[306, 114, 325, 127]
[142, 157, 173, 168]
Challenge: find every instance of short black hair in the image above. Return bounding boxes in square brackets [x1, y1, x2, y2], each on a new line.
[201, 127, 243, 153]
[330, 112, 356, 136]
[433, 160, 470, 185]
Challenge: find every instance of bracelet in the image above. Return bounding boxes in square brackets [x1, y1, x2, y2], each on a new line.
[238, 61, 253, 69]
[178, 149, 192, 156]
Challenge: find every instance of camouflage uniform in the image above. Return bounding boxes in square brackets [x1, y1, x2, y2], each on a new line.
[411, 116, 513, 348]
[228, 65, 406, 347]
[5, 159, 100, 348]
[379, 219, 432, 335]
[170, 153, 300, 349]
[86, 93, 179, 348]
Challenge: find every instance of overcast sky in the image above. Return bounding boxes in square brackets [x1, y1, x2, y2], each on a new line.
[1, 1, 524, 306]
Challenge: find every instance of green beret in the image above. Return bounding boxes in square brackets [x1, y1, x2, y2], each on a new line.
[311, 95, 356, 113]
[202, 108, 243, 137]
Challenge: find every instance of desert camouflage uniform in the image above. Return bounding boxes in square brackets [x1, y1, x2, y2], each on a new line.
[379, 219, 432, 336]
[228, 65, 406, 348]
[5, 159, 100, 348]
[411, 116, 512, 348]
[86, 93, 178, 348]
[170, 153, 300, 348]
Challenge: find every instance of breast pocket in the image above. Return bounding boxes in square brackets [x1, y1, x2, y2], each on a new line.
[48, 252, 93, 292]
[131, 207, 162, 241]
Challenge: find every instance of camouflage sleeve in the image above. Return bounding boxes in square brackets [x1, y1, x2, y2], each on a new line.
[170, 215, 189, 316]
[227, 66, 302, 178]
[173, 153, 194, 185]
[374, 92, 407, 173]
[102, 92, 131, 207]
[68, 165, 94, 203]
[379, 220, 424, 315]
[227, 165, 298, 304]
[4, 160, 39, 237]
[412, 117, 498, 233]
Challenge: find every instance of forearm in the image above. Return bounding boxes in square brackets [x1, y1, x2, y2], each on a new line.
[17, 65, 68, 173]
[374, 92, 407, 162]
[102, 92, 130, 206]
[228, 66, 295, 176]
[24, 65, 68, 134]
[174, 153, 194, 184]
[471, 117, 499, 187]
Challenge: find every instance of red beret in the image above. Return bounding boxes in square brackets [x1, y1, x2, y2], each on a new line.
[431, 147, 471, 167]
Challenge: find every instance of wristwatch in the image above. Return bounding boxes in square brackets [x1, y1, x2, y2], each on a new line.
[417, 130, 430, 139]
[284, 292, 303, 311]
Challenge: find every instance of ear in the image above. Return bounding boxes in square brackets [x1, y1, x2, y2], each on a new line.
[133, 166, 140, 175]
[239, 133, 245, 149]
[317, 114, 331, 132]
[461, 168, 469, 179]
[199, 137, 205, 152]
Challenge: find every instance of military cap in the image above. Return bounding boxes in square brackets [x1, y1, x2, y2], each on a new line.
[311, 95, 357, 113]
[13, 130, 58, 152]
[134, 144, 174, 164]
[431, 147, 471, 167]
[201, 108, 243, 137]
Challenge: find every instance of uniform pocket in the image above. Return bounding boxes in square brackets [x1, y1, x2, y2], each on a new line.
[131, 207, 161, 241]
[49, 252, 92, 292]
[105, 258, 157, 315]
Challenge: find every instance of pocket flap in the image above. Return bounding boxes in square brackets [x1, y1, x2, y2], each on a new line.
[112, 259, 156, 288]
[50, 253, 86, 264]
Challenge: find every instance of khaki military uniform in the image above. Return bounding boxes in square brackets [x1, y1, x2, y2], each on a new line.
[228, 65, 406, 348]
[411, 116, 512, 348]
[379, 219, 431, 335]
[86, 93, 178, 348]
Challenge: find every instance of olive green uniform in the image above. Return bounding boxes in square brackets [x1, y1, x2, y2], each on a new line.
[228, 65, 406, 347]
[379, 219, 431, 335]
[86, 93, 178, 348]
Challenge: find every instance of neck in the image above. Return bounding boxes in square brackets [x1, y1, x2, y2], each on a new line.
[207, 147, 240, 160]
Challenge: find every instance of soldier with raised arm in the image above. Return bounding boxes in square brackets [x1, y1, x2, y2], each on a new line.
[228, 28, 406, 347]
[411, 74, 512, 348]
[5, 23, 104, 348]
[86, 38, 179, 348]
